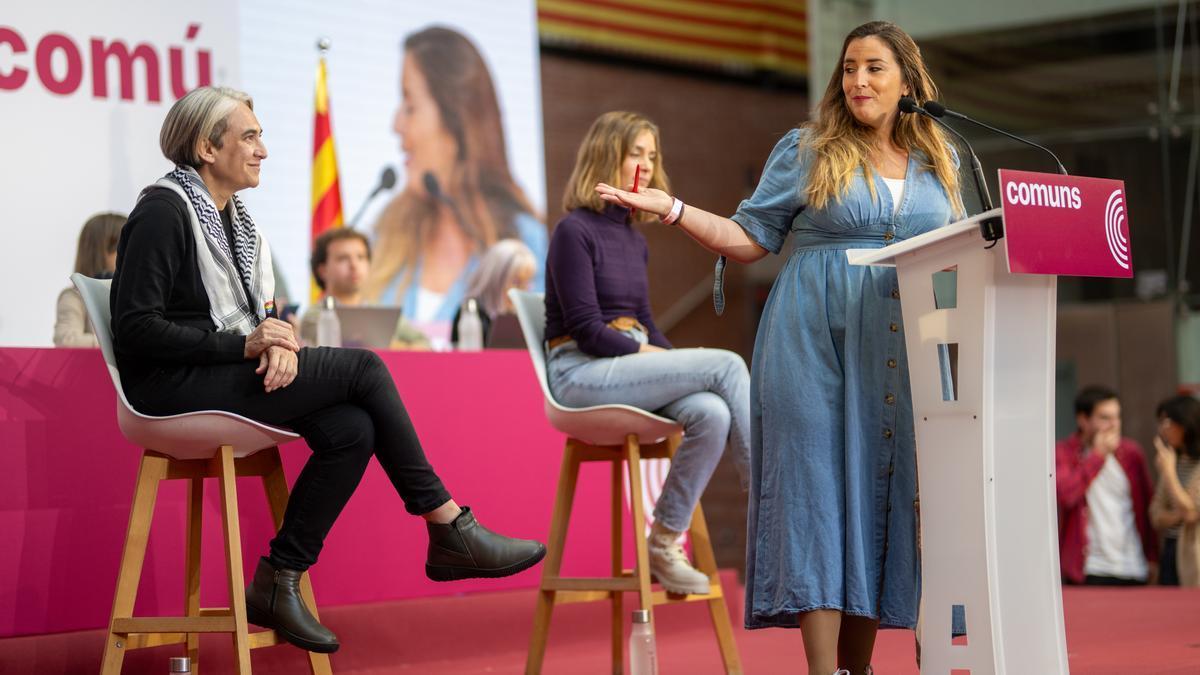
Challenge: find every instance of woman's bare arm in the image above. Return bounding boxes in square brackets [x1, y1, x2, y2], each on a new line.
[595, 183, 769, 264]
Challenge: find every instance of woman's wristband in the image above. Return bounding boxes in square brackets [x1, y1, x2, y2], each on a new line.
[661, 197, 684, 225]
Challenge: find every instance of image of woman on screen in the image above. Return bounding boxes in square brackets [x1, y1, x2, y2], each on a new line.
[364, 26, 546, 338]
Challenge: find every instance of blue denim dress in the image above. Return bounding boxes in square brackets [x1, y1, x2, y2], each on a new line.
[737, 129, 955, 630]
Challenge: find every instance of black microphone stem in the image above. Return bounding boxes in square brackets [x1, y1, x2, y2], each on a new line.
[938, 109, 1068, 176]
[929, 117, 994, 212]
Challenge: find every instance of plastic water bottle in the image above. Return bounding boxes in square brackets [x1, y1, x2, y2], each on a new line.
[457, 298, 483, 351]
[316, 296, 342, 348]
[629, 609, 657, 675]
[169, 656, 191, 673]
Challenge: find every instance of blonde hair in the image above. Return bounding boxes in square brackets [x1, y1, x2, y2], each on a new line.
[806, 21, 962, 216]
[562, 111, 670, 223]
[74, 212, 126, 277]
[464, 239, 536, 318]
[364, 27, 538, 301]
[160, 86, 254, 168]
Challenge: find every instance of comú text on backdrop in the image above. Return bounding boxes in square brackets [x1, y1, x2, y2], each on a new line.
[0, 23, 211, 101]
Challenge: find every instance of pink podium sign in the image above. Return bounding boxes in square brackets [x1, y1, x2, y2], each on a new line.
[999, 169, 1133, 277]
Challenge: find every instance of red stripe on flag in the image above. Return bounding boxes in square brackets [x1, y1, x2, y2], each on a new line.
[311, 179, 344, 239]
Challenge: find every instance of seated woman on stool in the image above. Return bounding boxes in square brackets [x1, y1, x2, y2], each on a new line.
[110, 86, 545, 654]
[544, 111, 750, 595]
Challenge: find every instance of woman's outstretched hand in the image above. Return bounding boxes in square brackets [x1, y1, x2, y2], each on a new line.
[596, 182, 673, 219]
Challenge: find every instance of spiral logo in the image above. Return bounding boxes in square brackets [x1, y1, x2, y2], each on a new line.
[1104, 189, 1130, 270]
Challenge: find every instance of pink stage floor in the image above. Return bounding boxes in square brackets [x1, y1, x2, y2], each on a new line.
[3, 572, 1198, 674]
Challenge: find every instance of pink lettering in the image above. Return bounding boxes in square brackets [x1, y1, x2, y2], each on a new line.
[35, 32, 82, 95]
[0, 27, 29, 90]
[91, 39, 161, 102]
[169, 23, 210, 99]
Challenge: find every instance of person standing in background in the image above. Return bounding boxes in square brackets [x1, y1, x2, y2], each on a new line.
[54, 212, 126, 347]
[1150, 394, 1200, 586]
[365, 26, 546, 341]
[1055, 386, 1158, 586]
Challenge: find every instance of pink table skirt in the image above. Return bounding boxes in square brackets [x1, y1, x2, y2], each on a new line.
[0, 348, 617, 638]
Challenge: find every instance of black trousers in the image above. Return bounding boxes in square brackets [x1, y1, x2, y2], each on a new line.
[125, 347, 452, 571]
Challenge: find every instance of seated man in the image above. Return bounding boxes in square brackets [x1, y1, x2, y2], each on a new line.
[302, 228, 429, 349]
[1056, 385, 1158, 585]
[113, 86, 544, 654]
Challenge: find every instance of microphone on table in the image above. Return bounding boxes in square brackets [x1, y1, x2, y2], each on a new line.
[423, 172, 480, 246]
[923, 100, 1068, 176]
[347, 165, 398, 229]
[899, 96, 1002, 242]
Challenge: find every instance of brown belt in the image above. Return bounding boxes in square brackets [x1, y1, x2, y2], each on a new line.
[547, 316, 647, 349]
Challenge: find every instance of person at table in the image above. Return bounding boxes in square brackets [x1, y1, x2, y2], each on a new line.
[1150, 394, 1200, 586]
[545, 110, 751, 596]
[596, 22, 962, 675]
[110, 86, 545, 655]
[300, 227, 430, 349]
[450, 238, 536, 347]
[54, 212, 125, 347]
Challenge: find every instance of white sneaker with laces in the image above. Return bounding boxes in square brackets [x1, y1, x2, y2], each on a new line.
[646, 522, 710, 595]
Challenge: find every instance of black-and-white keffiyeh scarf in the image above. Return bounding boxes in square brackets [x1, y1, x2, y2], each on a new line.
[139, 165, 274, 335]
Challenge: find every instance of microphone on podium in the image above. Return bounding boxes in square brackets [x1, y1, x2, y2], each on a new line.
[347, 165, 398, 229]
[923, 101, 1068, 176]
[900, 96, 995, 211]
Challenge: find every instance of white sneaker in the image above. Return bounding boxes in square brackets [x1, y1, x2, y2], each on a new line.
[647, 523, 710, 595]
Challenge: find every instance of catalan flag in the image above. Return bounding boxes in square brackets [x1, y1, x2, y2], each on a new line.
[311, 54, 344, 302]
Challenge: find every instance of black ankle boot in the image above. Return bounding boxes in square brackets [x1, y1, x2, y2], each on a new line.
[425, 506, 546, 582]
[245, 557, 339, 653]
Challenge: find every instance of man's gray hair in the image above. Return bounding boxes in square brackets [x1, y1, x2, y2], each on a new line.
[159, 86, 254, 168]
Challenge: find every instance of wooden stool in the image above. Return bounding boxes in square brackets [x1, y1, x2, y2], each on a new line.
[525, 432, 742, 674]
[100, 446, 331, 675]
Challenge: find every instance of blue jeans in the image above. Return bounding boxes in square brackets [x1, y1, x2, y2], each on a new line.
[546, 331, 750, 532]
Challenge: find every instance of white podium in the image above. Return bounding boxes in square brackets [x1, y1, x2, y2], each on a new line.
[848, 208, 1070, 674]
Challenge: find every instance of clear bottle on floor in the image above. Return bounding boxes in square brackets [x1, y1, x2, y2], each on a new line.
[169, 656, 191, 674]
[316, 296, 342, 348]
[456, 298, 483, 351]
[629, 609, 658, 675]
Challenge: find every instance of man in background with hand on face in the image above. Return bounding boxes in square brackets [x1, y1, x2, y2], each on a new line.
[1056, 385, 1158, 586]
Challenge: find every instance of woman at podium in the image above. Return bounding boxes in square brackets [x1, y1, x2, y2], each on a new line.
[597, 21, 962, 675]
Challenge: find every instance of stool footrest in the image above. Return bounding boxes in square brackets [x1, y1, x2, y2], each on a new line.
[112, 616, 235, 634]
[541, 576, 639, 592]
[122, 632, 188, 650]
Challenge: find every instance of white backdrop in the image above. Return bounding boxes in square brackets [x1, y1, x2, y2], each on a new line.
[0, 0, 545, 346]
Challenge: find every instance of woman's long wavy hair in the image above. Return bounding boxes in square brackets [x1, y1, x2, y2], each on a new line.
[806, 21, 962, 216]
[365, 26, 539, 300]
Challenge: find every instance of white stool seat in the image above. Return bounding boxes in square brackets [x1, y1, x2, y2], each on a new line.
[508, 289, 682, 446]
[72, 273, 298, 460]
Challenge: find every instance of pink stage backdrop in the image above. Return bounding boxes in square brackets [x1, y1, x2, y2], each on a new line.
[0, 348, 618, 638]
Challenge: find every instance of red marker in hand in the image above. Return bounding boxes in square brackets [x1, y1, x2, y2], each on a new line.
[630, 165, 641, 217]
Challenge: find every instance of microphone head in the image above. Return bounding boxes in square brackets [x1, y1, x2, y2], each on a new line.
[379, 166, 397, 190]
[924, 100, 947, 118]
[422, 172, 441, 199]
[898, 96, 920, 114]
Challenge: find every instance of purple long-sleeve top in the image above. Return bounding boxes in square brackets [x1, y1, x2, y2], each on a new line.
[544, 205, 672, 357]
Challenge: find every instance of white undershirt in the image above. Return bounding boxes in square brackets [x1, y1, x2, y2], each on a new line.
[412, 286, 446, 323]
[882, 177, 905, 216]
[1084, 455, 1148, 580]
